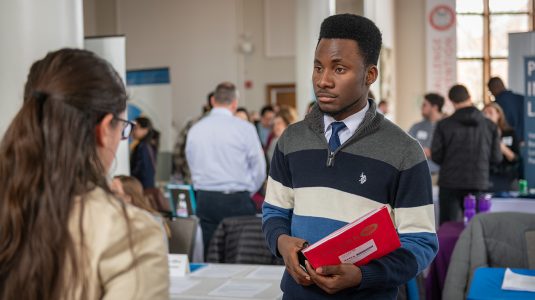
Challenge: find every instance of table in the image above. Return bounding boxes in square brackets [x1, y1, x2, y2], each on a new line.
[425, 221, 465, 300]
[170, 264, 284, 300]
[467, 268, 535, 299]
[431, 185, 535, 227]
[491, 198, 535, 214]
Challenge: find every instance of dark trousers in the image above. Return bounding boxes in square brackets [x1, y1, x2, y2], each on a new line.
[196, 190, 256, 258]
[438, 187, 480, 225]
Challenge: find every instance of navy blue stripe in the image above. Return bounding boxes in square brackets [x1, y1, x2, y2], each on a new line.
[126, 68, 170, 85]
[286, 149, 399, 205]
[359, 247, 419, 289]
[269, 144, 293, 188]
[395, 160, 432, 208]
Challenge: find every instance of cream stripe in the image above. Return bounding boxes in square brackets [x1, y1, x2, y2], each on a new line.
[293, 187, 392, 223]
[394, 204, 436, 233]
[265, 176, 294, 209]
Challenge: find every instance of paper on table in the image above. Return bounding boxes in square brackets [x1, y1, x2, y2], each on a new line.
[169, 278, 200, 294]
[208, 281, 271, 298]
[501, 268, 535, 292]
[245, 266, 285, 280]
[190, 264, 248, 278]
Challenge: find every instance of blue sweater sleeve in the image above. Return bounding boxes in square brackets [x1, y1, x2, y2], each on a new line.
[262, 143, 294, 257]
[360, 159, 438, 289]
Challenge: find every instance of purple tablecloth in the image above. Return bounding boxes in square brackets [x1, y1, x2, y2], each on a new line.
[425, 221, 465, 300]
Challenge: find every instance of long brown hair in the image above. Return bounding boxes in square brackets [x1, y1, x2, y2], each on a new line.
[0, 49, 127, 300]
[115, 175, 157, 213]
[484, 102, 511, 132]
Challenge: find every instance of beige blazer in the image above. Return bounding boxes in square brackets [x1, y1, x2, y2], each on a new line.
[68, 187, 169, 299]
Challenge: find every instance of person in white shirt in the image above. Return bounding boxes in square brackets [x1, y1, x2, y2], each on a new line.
[186, 82, 266, 255]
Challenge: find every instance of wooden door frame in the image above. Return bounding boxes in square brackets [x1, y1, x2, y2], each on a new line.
[266, 83, 296, 107]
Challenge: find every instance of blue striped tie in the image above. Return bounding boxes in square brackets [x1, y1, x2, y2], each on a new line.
[328, 121, 346, 152]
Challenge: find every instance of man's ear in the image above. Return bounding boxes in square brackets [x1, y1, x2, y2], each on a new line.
[366, 65, 379, 86]
[96, 114, 114, 147]
[210, 96, 217, 107]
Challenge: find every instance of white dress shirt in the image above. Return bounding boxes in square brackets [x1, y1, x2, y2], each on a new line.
[323, 101, 369, 145]
[186, 108, 266, 193]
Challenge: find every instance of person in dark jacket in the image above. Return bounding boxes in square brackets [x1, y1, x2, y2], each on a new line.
[488, 77, 525, 142]
[431, 84, 502, 224]
[483, 103, 520, 192]
[130, 116, 156, 189]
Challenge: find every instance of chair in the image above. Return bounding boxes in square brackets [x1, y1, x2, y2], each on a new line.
[443, 212, 535, 299]
[206, 215, 283, 265]
[167, 217, 199, 261]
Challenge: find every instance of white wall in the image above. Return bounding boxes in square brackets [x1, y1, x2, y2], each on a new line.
[116, 0, 239, 130]
[364, 0, 396, 122]
[394, 0, 427, 130]
[242, 0, 295, 112]
[0, 0, 84, 137]
[83, 0, 118, 37]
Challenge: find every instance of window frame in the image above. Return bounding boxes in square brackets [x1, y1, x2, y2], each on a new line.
[456, 0, 534, 105]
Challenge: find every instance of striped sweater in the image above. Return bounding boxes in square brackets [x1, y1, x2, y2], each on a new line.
[262, 101, 438, 299]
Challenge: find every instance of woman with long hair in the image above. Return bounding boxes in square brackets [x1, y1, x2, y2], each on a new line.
[112, 175, 171, 239]
[0, 49, 168, 300]
[483, 103, 520, 192]
[130, 116, 157, 189]
[266, 105, 299, 162]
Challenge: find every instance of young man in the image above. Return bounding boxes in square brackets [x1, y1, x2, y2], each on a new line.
[432, 84, 501, 224]
[262, 14, 438, 299]
[408, 93, 445, 177]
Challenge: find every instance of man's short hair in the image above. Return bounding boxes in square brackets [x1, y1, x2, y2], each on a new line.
[260, 105, 274, 117]
[487, 76, 505, 89]
[448, 84, 470, 103]
[424, 93, 445, 112]
[318, 14, 382, 65]
[214, 82, 237, 104]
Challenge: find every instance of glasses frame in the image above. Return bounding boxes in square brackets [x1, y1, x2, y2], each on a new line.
[114, 117, 136, 140]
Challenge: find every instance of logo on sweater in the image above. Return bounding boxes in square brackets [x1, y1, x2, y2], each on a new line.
[359, 172, 367, 184]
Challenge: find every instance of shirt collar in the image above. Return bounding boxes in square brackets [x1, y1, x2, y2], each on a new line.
[210, 107, 233, 117]
[323, 100, 370, 135]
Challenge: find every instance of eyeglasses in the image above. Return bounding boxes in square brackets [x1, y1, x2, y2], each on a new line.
[114, 117, 136, 140]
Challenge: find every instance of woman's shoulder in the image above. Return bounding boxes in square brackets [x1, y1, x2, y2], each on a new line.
[77, 187, 162, 233]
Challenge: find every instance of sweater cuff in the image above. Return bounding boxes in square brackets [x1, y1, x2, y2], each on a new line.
[358, 264, 385, 290]
[262, 217, 291, 257]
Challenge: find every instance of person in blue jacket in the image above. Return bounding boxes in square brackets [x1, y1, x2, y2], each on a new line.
[130, 116, 156, 189]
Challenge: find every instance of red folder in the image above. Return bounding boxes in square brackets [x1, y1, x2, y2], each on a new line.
[301, 206, 401, 269]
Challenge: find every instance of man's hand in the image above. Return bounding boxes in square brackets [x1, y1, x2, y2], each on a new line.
[277, 235, 313, 286]
[305, 261, 362, 294]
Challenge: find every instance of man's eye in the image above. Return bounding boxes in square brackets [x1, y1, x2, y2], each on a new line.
[335, 68, 346, 73]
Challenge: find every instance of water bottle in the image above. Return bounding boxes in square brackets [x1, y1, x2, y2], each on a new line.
[176, 193, 188, 217]
[464, 194, 476, 225]
[519, 179, 528, 196]
[478, 194, 492, 213]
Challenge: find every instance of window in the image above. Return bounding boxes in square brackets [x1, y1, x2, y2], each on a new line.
[456, 0, 533, 107]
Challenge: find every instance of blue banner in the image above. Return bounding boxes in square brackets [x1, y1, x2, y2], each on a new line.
[524, 57, 535, 190]
[126, 68, 170, 85]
